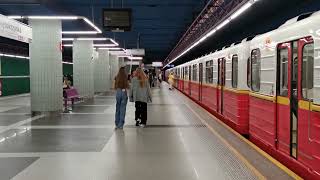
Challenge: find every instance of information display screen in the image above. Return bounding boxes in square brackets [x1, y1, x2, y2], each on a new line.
[102, 8, 132, 31]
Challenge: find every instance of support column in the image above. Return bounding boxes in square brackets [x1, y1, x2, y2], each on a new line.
[29, 19, 62, 112]
[94, 49, 111, 92]
[73, 40, 94, 98]
[119, 57, 125, 67]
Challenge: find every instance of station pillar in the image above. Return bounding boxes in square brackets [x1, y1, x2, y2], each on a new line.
[94, 49, 111, 93]
[29, 19, 63, 113]
[73, 40, 94, 98]
[119, 57, 125, 67]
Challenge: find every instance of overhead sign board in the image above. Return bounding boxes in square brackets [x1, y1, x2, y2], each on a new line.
[152, 62, 163, 67]
[102, 8, 132, 31]
[0, 14, 32, 43]
[126, 61, 140, 65]
[125, 49, 145, 56]
[109, 50, 129, 56]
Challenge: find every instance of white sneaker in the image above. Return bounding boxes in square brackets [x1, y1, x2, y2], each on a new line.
[139, 124, 146, 128]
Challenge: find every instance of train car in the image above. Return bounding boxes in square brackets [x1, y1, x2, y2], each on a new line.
[248, 11, 320, 179]
[167, 11, 320, 179]
[173, 40, 251, 134]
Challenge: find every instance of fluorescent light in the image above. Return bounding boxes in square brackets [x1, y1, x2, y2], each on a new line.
[94, 44, 118, 47]
[63, 44, 117, 47]
[230, 2, 252, 20]
[62, 38, 74, 41]
[83, 17, 102, 33]
[8, 15, 102, 34]
[3, 54, 15, 58]
[62, 38, 108, 41]
[62, 61, 73, 65]
[62, 31, 98, 34]
[0, 53, 73, 63]
[7, 16, 22, 19]
[77, 38, 107, 41]
[216, 19, 230, 30]
[28, 16, 79, 20]
[98, 47, 122, 50]
[117, 56, 143, 60]
[128, 57, 143, 60]
[164, 0, 259, 68]
[206, 29, 217, 38]
[109, 39, 119, 46]
[63, 44, 73, 47]
[15, 55, 28, 59]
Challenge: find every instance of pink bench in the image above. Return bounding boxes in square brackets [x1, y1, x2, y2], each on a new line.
[63, 88, 81, 111]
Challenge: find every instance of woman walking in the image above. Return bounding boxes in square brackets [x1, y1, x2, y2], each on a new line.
[130, 68, 152, 128]
[114, 67, 129, 129]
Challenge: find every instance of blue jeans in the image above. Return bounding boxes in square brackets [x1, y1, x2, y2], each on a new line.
[115, 89, 128, 128]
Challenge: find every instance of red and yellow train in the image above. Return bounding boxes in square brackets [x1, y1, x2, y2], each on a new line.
[166, 11, 320, 179]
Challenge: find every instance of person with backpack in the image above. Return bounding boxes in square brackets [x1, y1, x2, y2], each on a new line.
[130, 68, 152, 127]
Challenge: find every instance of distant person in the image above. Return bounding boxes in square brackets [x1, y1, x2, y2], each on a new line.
[130, 68, 152, 127]
[148, 72, 153, 87]
[63, 76, 71, 99]
[63, 76, 71, 89]
[158, 73, 162, 83]
[114, 67, 129, 130]
[168, 72, 175, 90]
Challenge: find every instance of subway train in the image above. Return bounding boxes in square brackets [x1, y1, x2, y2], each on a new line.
[166, 11, 320, 179]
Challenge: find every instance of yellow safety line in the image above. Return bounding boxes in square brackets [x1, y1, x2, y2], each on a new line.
[177, 91, 303, 180]
[182, 102, 266, 180]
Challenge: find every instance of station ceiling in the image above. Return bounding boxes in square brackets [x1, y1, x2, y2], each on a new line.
[0, 0, 319, 65]
[0, 0, 207, 63]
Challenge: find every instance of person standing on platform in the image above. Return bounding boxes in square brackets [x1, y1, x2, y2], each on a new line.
[168, 72, 175, 90]
[158, 72, 162, 87]
[114, 67, 129, 130]
[130, 68, 152, 128]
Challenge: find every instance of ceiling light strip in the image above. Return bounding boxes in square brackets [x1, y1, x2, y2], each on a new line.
[83, 17, 102, 33]
[0, 53, 73, 64]
[63, 44, 118, 47]
[62, 31, 98, 34]
[164, 0, 258, 68]
[8, 15, 102, 35]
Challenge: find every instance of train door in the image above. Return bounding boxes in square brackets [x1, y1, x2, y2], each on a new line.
[199, 63, 203, 101]
[182, 67, 185, 91]
[276, 37, 313, 159]
[218, 58, 226, 114]
[189, 66, 192, 95]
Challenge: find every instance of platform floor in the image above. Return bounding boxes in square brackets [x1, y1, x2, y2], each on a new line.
[0, 84, 297, 180]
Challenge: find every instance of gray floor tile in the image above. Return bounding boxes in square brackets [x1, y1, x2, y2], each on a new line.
[29, 114, 114, 126]
[0, 157, 38, 180]
[0, 128, 113, 152]
[0, 115, 32, 126]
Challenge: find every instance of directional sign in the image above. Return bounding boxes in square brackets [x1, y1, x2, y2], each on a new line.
[0, 15, 32, 43]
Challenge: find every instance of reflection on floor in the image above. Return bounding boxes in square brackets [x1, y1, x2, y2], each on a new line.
[0, 85, 294, 180]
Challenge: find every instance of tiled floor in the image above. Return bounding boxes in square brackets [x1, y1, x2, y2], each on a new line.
[0, 85, 294, 180]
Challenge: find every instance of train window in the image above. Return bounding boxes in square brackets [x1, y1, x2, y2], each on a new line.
[189, 66, 192, 80]
[232, 55, 238, 88]
[279, 48, 288, 96]
[185, 67, 189, 80]
[302, 42, 314, 100]
[192, 64, 198, 81]
[206, 60, 214, 83]
[251, 49, 261, 92]
[247, 58, 251, 88]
